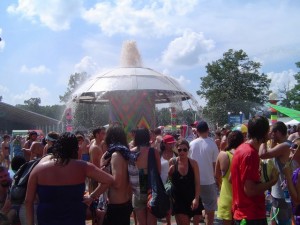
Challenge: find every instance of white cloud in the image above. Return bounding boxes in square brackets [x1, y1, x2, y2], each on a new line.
[74, 56, 100, 75]
[267, 69, 296, 92]
[82, 0, 198, 37]
[0, 85, 9, 94]
[7, 0, 83, 31]
[12, 84, 50, 105]
[162, 31, 215, 66]
[0, 29, 5, 51]
[20, 65, 50, 74]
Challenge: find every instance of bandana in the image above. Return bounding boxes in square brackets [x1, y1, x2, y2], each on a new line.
[105, 143, 139, 165]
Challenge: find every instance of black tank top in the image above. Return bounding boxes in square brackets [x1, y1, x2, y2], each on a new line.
[171, 159, 195, 203]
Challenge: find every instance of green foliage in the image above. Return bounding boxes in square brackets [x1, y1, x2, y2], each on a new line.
[197, 49, 271, 126]
[72, 104, 109, 132]
[286, 62, 300, 110]
[155, 107, 196, 126]
[59, 72, 89, 103]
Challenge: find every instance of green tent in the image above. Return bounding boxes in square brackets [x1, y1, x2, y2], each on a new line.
[267, 103, 300, 122]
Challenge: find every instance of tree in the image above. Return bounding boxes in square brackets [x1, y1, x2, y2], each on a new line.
[23, 97, 42, 113]
[286, 62, 300, 110]
[197, 49, 271, 126]
[59, 72, 89, 103]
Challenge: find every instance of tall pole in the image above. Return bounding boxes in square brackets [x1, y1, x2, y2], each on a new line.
[268, 92, 279, 125]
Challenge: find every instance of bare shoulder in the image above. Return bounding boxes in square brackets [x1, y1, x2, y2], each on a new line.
[189, 158, 199, 167]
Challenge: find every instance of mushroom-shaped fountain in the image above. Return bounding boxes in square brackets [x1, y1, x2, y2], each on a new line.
[72, 41, 199, 133]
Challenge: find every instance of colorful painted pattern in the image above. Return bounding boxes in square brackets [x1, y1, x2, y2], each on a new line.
[109, 91, 156, 134]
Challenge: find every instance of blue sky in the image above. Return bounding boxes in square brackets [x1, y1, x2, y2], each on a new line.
[0, 0, 299, 107]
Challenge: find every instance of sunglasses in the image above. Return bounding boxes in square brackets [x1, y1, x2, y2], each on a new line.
[177, 148, 188, 153]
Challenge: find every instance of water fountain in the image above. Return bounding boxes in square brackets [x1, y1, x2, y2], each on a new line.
[72, 41, 201, 134]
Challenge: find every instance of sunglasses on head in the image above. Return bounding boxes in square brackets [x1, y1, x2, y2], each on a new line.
[177, 148, 188, 153]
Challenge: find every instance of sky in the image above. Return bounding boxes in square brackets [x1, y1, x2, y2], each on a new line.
[0, 0, 299, 108]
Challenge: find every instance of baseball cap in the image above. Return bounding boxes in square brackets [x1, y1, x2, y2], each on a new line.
[190, 121, 199, 127]
[163, 135, 176, 144]
[197, 121, 209, 133]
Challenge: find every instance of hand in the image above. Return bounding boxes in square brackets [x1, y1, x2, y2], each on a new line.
[82, 195, 94, 207]
[191, 198, 199, 211]
[100, 153, 111, 167]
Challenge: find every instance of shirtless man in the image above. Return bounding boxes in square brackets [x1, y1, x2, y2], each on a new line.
[1, 135, 10, 168]
[29, 139, 46, 160]
[259, 121, 292, 225]
[288, 123, 300, 142]
[97, 125, 132, 225]
[89, 127, 106, 192]
[22, 131, 38, 161]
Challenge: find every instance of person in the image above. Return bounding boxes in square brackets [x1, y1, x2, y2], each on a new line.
[214, 129, 222, 150]
[259, 121, 292, 225]
[220, 124, 231, 151]
[75, 132, 91, 162]
[1, 135, 10, 169]
[43, 131, 59, 155]
[11, 135, 23, 158]
[231, 115, 279, 225]
[4, 155, 27, 225]
[0, 166, 17, 224]
[215, 130, 244, 225]
[169, 139, 202, 225]
[160, 134, 176, 225]
[128, 127, 161, 225]
[0, 166, 11, 212]
[100, 124, 134, 225]
[288, 124, 300, 142]
[282, 138, 300, 225]
[22, 131, 38, 161]
[25, 132, 114, 225]
[190, 121, 219, 225]
[89, 127, 106, 193]
[29, 138, 46, 160]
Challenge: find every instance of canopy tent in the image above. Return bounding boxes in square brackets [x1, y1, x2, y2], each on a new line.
[267, 103, 300, 122]
[285, 119, 299, 126]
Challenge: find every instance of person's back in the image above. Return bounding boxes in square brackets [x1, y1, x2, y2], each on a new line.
[189, 121, 219, 225]
[190, 137, 218, 185]
[25, 132, 113, 225]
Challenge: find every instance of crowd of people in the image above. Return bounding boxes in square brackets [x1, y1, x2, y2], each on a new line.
[0, 119, 300, 225]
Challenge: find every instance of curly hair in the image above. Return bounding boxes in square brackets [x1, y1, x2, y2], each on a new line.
[51, 132, 78, 166]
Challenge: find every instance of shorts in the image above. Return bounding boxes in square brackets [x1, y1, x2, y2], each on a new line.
[132, 194, 147, 210]
[103, 201, 133, 225]
[271, 197, 292, 225]
[200, 184, 218, 211]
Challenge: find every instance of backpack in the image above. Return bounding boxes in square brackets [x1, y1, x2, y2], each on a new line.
[147, 148, 170, 218]
[10, 158, 42, 204]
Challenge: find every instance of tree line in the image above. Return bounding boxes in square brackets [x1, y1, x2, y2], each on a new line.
[6, 49, 299, 129]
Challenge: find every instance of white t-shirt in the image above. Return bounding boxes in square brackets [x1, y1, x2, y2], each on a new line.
[190, 137, 219, 185]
